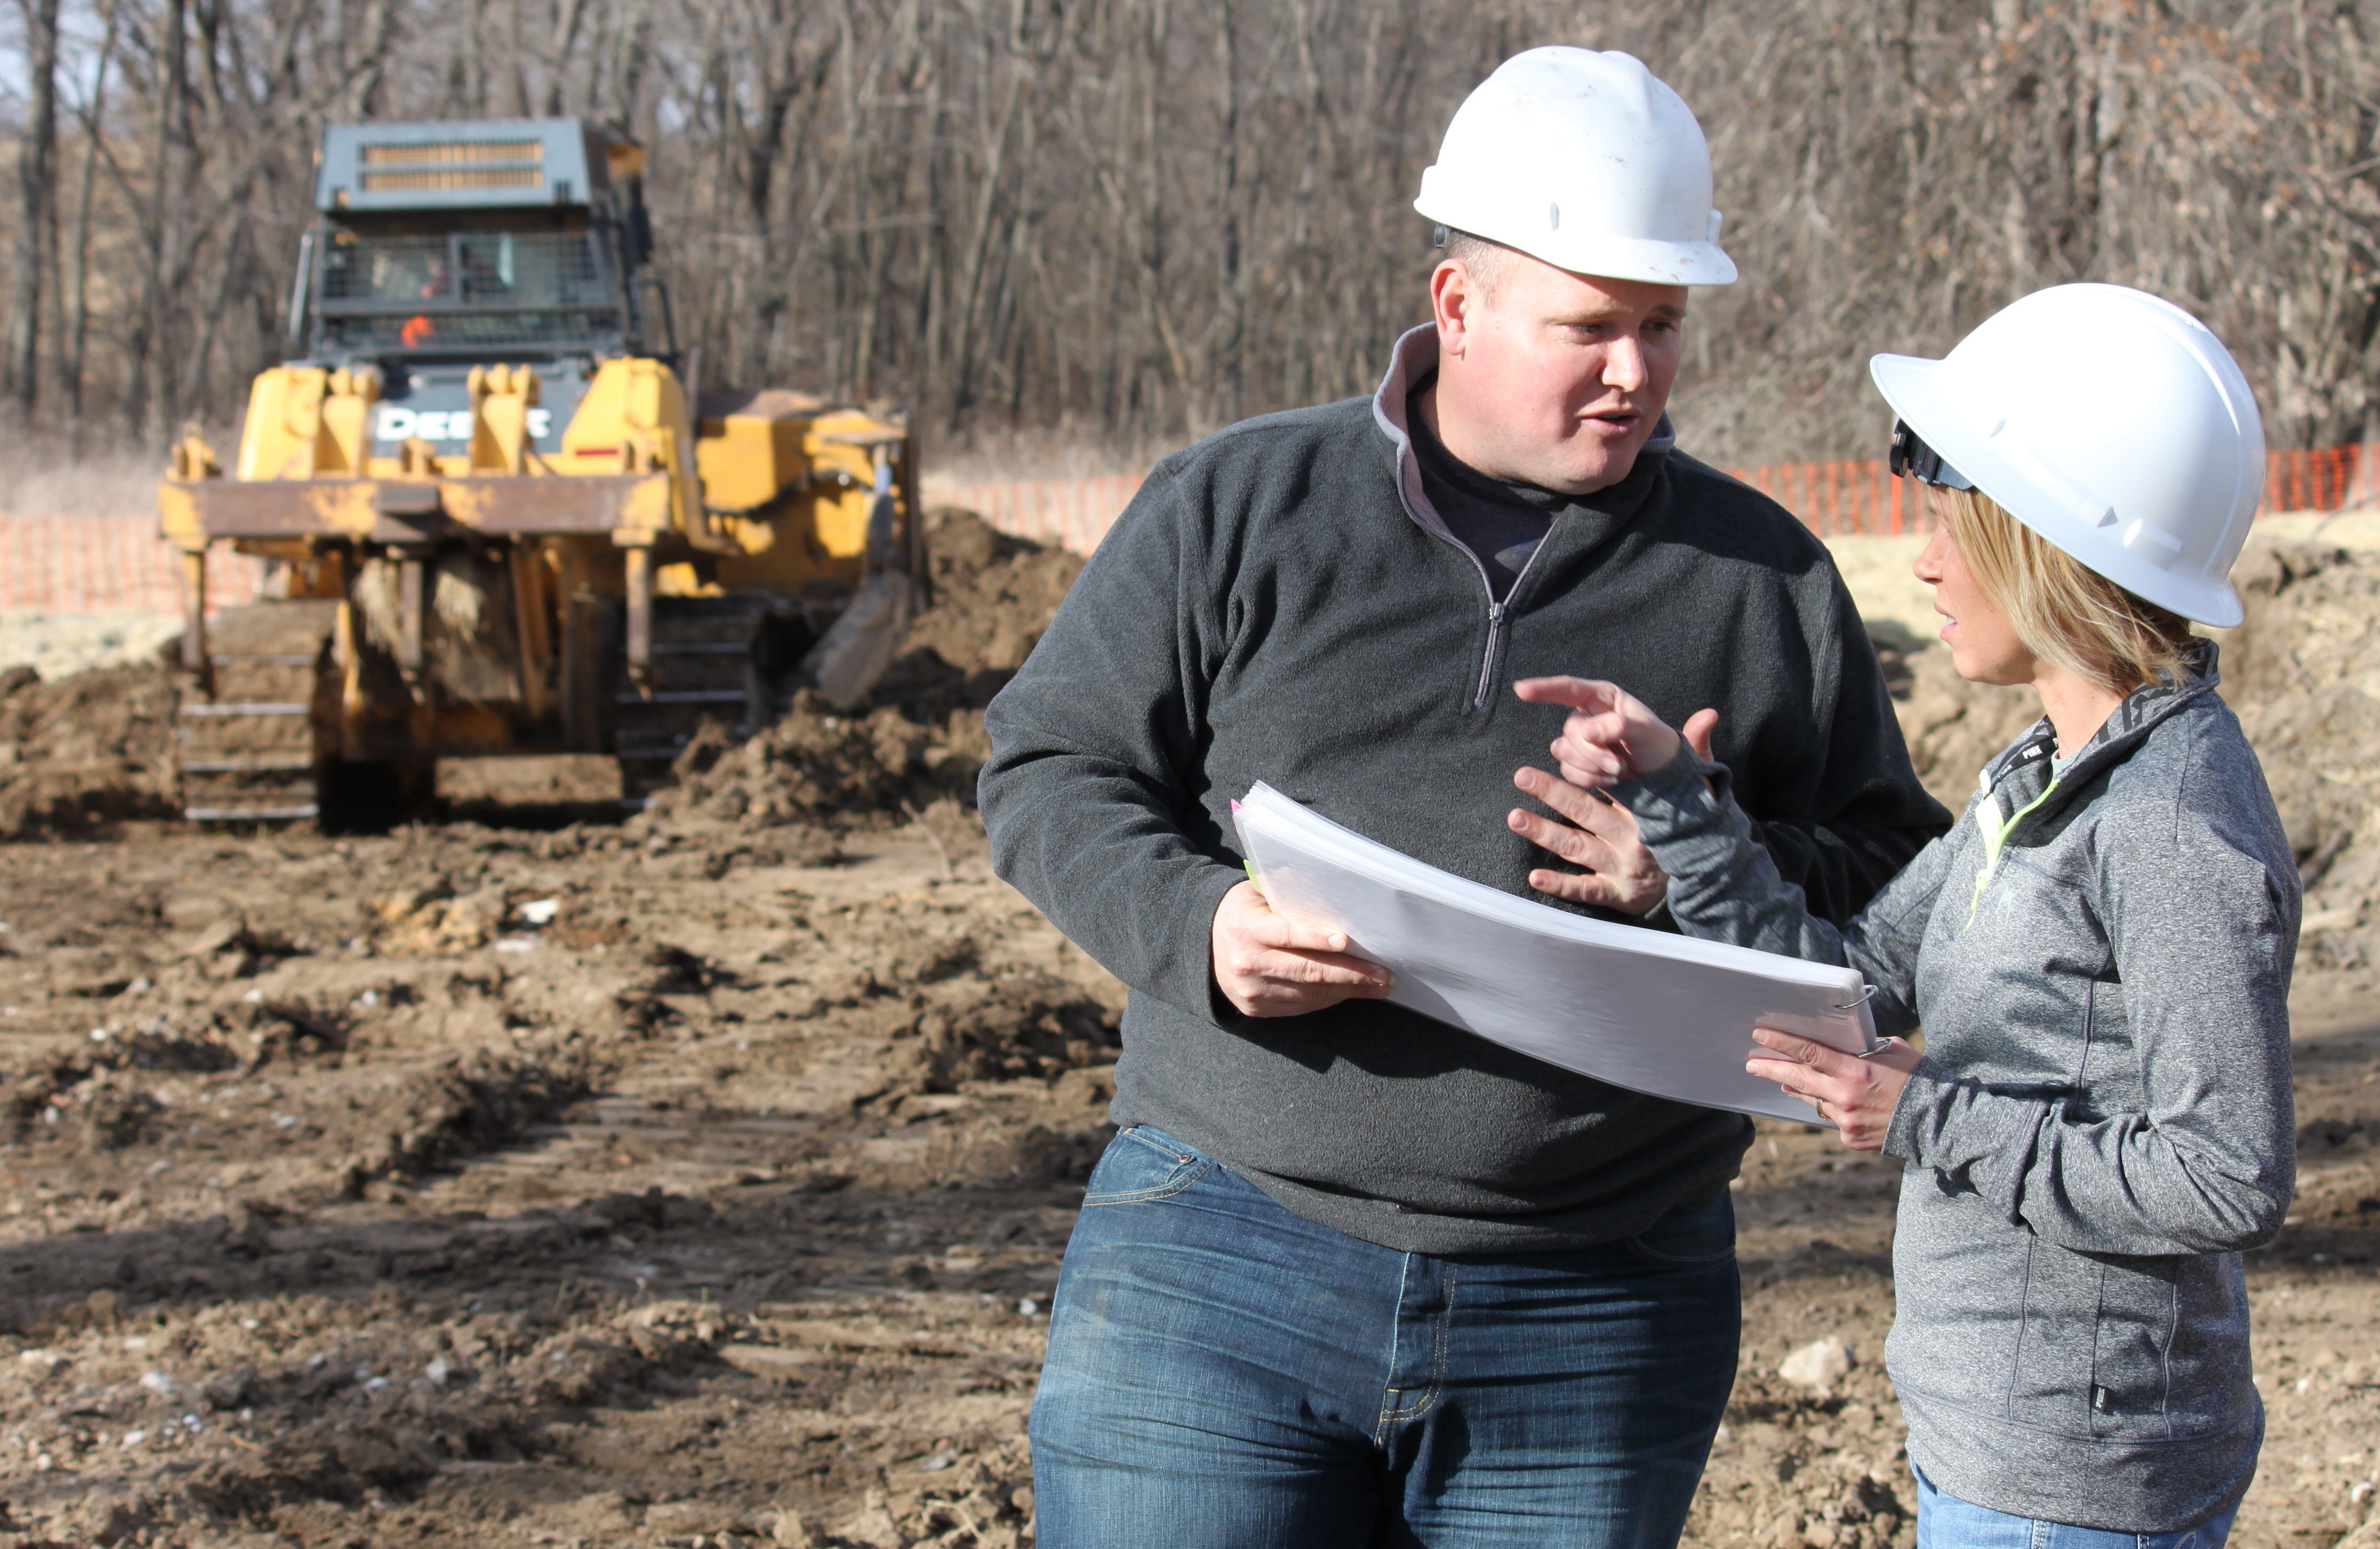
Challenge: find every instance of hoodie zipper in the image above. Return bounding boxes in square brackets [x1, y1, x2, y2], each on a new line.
[1381, 393, 1547, 711]
[1403, 514, 1528, 712]
[1474, 600, 1508, 709]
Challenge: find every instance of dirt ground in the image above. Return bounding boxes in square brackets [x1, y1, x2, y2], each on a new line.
[0, 515, 2372, 1549]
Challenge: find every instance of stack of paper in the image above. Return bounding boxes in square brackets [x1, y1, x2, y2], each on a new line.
[1231, 782, 1878, 1126]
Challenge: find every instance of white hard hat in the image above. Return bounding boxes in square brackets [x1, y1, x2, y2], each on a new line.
[1415, 48, 1737, 287]
[1871, 283, 2264, 628]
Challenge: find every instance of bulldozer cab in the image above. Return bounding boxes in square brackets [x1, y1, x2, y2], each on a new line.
[302, 121, 659, 364]
[296, 121, 666, 483]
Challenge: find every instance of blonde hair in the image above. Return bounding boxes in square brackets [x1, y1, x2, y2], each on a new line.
[1931, 485, 2198, 694]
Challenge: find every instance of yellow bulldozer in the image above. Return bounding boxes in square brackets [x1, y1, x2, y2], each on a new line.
[158, 117, 920, 822]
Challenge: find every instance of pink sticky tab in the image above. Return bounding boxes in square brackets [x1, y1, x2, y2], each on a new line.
[1230, 799, 1242, 812]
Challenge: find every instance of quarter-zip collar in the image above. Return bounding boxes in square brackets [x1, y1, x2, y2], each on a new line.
[1973, 641, 2226, 831]
[1370, 324, 1675, 551]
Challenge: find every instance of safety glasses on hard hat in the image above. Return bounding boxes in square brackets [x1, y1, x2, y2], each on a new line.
[1888, 420, 1973, 490]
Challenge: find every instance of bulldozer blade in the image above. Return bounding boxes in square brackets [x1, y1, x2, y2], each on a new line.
[802, 570, 914, 710]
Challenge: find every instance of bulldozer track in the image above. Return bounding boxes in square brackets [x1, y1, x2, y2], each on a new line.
[611, 595, 777, 799]
[176, 600, 342, 823]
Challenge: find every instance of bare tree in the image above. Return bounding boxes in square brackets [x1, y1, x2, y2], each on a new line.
[60, 0, 122, 437]
[11, 0, 2380, 471]
[7, 0, 61, 416]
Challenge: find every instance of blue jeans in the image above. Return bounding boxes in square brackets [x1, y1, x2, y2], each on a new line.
[1914, 1465, 2238, 1549]
[1028, 1125, 1741, 1548]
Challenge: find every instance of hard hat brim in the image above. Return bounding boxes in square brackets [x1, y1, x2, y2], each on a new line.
[1414, 196, 1738, 287]
[1869, 352, 2246, 629]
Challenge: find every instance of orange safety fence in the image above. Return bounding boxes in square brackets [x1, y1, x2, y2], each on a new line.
[930, 442, 2378, 554]
[0, 516, 264, 615]
[1, 443, 2365, 619]
[2262, 442, 2365, 514]
[1723, 459, 1921, 539]
[1729, 442, 2371, 539]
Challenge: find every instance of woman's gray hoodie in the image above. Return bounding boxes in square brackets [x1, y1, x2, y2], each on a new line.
[1618, 646, 2298, 1531]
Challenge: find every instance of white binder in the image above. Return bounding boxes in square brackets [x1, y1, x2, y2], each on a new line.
[1232, 782, 1879, 1126]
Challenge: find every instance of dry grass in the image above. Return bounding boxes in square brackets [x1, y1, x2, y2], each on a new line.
[916, 421, 1174, 486]
[0, 434, 169, 520]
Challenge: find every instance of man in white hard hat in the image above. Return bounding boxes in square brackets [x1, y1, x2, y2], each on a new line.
[979, 46, 1948, 1545]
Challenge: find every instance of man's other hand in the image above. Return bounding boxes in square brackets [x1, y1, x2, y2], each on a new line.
[1211, 880, 1393, 1018]
[1508, 706, 1718, 915]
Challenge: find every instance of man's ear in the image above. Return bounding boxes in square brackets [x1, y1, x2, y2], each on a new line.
[1431, 259, 1474, 357]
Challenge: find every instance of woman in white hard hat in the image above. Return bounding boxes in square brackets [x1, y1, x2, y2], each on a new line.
[1515, 282, 2297, 1549]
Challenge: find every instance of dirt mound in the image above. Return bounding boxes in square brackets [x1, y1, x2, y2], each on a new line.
[643, 692, 978, 835]
[644, 507, 1073, 835]
[904, 506, 1085, 673]
[2223, 543, 2380, 965]
[0, 658, 180, 838]
[866, 505, 1083, 727]
[331, 1051, 596, 1197]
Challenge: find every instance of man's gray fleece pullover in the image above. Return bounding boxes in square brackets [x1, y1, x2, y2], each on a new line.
[977, 326, 1949, 1254]
[1616, 645, 2298, 1530]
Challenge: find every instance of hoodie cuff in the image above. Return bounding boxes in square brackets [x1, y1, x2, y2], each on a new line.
[1882, 1053, 1961, 1165]
[1618, 745, 1735, 847]
[1178, 862, 1259, 1026]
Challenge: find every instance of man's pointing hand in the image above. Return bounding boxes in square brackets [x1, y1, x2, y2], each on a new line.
[1210, 881, 1393, 1017]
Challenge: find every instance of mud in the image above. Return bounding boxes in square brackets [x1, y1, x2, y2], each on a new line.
[640, 507, 1077, 848]
[0, 662, 180, 841]
[0, 521, 2370, 1548]
[0, 820, 1116, 1547]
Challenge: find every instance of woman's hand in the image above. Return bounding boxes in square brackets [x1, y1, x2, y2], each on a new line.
[1746, 1028, 1920, 1151]
[1512, 677, 1696, 787]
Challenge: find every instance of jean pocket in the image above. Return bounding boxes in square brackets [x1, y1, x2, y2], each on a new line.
[1627, 1190, 1738, 1268]
[1080, 1125, 1214, 1207]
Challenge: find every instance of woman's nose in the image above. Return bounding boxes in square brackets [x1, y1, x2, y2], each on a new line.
[1912, 524, 1949, 582]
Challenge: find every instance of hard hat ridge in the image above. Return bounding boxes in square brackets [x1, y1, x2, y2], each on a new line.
[1415, 48, 1737, 288]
